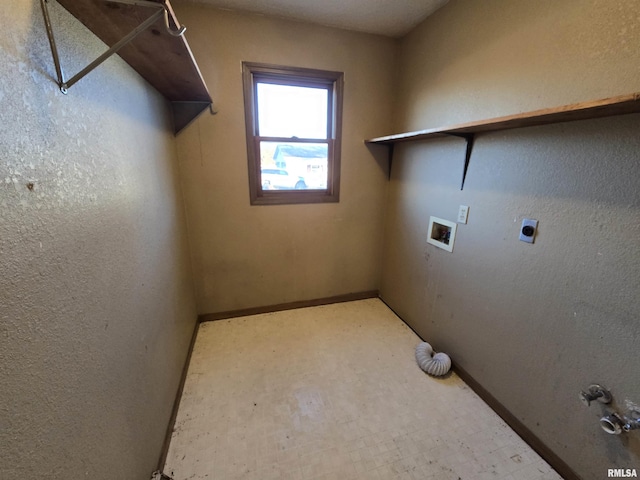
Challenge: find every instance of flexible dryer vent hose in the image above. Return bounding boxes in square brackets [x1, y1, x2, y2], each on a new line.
[415, 342, 451, 376]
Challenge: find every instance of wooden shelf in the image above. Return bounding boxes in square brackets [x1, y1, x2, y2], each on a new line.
[366, 93, 640, 145]
[56, 0, 212, 133]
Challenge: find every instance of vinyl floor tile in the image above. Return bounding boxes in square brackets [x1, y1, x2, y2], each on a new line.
[164, 299, 561, 480]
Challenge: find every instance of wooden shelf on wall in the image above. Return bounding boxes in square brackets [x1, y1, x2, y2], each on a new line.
[365, 92, 640, 190]
[366, 92, 640, 145]
[56, 0, 212, 134]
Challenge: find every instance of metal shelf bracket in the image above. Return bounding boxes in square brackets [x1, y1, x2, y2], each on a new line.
[39, 0, 186, 94]
[446, 133, 475, 190]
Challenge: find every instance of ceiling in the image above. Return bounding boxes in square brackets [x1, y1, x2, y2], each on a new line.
[183, 0, 449, 38]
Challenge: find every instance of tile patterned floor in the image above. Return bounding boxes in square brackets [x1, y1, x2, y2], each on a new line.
[164, 299, 562, 480]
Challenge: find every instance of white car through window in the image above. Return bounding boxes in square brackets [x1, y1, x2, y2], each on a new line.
[260, 169, 307, 190]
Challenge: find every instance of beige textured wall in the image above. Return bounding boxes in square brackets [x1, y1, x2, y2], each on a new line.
[172, 2, 397, 314]
[0, 1, 197, 478]
[381, 1, 640, 478]
[397, 0, 640, 131]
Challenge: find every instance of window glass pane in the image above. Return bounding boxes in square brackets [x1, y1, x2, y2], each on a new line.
[259, 142, 328, 190]
[257, 83, 328, 139]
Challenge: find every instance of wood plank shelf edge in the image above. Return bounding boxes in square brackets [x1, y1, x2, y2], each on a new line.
[366, 92, 640, 145]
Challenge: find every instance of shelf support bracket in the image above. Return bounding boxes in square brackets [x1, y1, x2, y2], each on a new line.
[446, 133, 475, 190]
[40, 0, 186, 94]
[387, 143, 394, 180]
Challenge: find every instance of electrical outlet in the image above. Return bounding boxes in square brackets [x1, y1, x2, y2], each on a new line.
[457, 205, 469, 224]
[519, 218, 538, 243]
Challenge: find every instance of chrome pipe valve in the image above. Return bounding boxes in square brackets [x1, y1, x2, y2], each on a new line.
[623, 410, 640, 432]
[579, 384, 612, 406]
[600, 413, 625, 435]
[623, 420, 640, 432]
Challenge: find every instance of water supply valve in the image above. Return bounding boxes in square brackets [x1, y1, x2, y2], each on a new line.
[579, 384, 612, 406]
[622, 410, 640, 432]
[600, 413, 625, 435]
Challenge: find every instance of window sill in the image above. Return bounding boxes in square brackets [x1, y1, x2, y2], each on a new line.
[251, 190, 339, 206]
